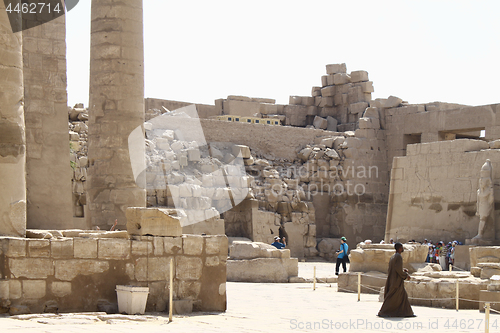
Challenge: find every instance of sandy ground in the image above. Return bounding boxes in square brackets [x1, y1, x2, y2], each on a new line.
[0, 262, 496, 333]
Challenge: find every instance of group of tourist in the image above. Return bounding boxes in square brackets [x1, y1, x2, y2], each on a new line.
[423, 239, 459, 270]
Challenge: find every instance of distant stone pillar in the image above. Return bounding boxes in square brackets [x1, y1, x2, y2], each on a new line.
[88, 0, 146, 229]
[0, 4, 26, 236]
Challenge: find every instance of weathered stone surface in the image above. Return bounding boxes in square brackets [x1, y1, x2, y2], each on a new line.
[4, 238, 27, 257]
[98, 239, 131, 260]
[176, 256, 203, 281]
[232, 145, 251, 159]
[333, 73, 351, 85]
[164, 237, 182, 254]
[326, 116, 338, 131]
[205, 236, 228, 255]
[50, 282, 72, 298]
[229, 241, 284, 259]
[131, 240, 153, 256]
[10, 259, 54, 279]
[135, 257, 173, 281]
[126, 207, 182, 236]
[227, 258, 297, 283]
[51, 239, 74, 259]
[326, 63, 346, 75]
[55, 260, 109, 281]
[350, 70, 369, 83]
[22, 280, 46, 299]
[313, 116, 328, 130]
[349, 244, 428, 273]
[74, 238, 98, 259]
[176, 281, 201, 300]
[349, 102, 369, 114]
[183, 235, 204, 256]
[28, 240, 50, 257]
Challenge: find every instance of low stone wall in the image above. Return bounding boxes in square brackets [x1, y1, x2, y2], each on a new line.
[349, 244, 428, 273]
[0, 234, 227, 314]
[226, 241, 298, 283]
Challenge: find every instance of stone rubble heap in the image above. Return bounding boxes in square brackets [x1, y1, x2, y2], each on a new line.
[289, 63, 373, 132]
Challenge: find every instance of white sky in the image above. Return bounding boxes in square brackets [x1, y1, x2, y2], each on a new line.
[66, 0, 500, 108]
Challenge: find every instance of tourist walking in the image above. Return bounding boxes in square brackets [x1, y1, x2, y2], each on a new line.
[378, 242, 415, 317]
[335, 236, 349, 275]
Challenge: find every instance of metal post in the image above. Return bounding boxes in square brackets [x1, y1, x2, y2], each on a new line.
[313, 266, 316, 291]
[357, 272, 361, 301]
[169, 258, 173, 322]
[485, 302, 490, 333]
[456, 279, 459, 311]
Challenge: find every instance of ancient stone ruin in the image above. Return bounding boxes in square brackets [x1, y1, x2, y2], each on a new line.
[3, 0, 500, 316]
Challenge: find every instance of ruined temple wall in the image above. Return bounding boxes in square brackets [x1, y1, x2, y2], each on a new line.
[385, 139, 500, 243]
[384, 103, 500, 173]
[200, 119, 334, 161]
[0, 234, 227, 314]
[145, 97, 218, 119]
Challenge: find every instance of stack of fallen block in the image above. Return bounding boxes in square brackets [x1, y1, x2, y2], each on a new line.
[289, 63, 374, 131]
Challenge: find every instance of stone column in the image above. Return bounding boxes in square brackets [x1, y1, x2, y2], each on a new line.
[88, 0, 146, 229]
[22, 7, 73, 229]
[0, 4, 26, 237]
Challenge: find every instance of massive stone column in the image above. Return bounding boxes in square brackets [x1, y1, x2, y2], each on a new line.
[0, 4, 26, 236]
[88, 0, 146, 229]
[22, 6, 74, 229]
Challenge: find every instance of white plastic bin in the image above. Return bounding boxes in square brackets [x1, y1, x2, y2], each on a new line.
[116, 285, 149, 315]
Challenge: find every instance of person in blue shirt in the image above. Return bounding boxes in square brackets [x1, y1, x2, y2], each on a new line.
[335, 236, 349, 275]
[271, 236, 286, 249]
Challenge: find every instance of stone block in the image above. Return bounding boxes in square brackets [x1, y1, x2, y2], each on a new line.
[319, 97, 333, 107]
[126, 207, 182, 237]
[55, 260, 109, 281]
[301, 96, 315, 106]
[350, 70, 369, 83]
[489, 140, 500, 149]
[326, 74, 335, 86]
[289, 96, 301, 105]
[51, 239, 74, 259]
[359, 117, 380, 129]
[10, 258, 54, 279]
[311, 87, 322, 96]
[227, 258, 291, 283]
[176, 281, 201, 300]
[320, 86, 336, 97]
[205, 236, 228, 256]
[326, 116, 338, 131]
[187, 148, 201, 162]
[131, 240, 153, 256]
[9, 280, 21, 299]
[164, 237, 182, 254]
[135, 257, 172, 281]
[27, 239, 50, 257]
[50, 282, 72, 297]
[74, 238, 98, 258]
[232, 145, 251, 159]
[5, 238, 26, 257]
[358, 81, 374, 93]
[183, 235, 204, 256]
[170, 299, 193, 314]
[333, 73, 351, 85]
[321, 75, 328, 87]
[326, 63, 347, 75]
[313, 116, 328, 129]
[363, 107, 379, 118]
[205, 256, 220, 266]
[176, 256, 203, 281]
[22, 280, 46, 299]
[98, 239, 131, 260]
[349, 102, 369, 114]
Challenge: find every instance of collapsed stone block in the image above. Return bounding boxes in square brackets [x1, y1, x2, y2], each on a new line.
[320, 86, 336, 97]
[359, 117, 380, 129]
[126, 207, 182, 236]
[326, 116, 338, 131]
[313, 116, 328, 129]
[349, 102, 369, 114]
[232, 145, 251, 159]
[350, 70, 369, 83]
[333, 73, 351, 85]
[326, 63, 347, 75]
